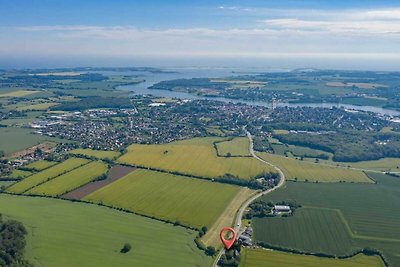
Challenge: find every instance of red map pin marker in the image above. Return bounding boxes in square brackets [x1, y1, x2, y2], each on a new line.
[220, 227, 236, 250]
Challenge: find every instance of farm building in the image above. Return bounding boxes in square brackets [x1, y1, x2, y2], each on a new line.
[273, 205, 291, 214]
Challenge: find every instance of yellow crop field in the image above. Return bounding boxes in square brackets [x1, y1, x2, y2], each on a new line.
[85, 169, 241, 229]
[70, 148, 121, 160]
[216, 137, 251, 157]
[257, 152, 372, 183]
[6, 158, 90, 193]
[118, 137, 275, 180]
[27, 161, 108, 196]
[239, 249, 385, 267]
[25, 160, 58, 171]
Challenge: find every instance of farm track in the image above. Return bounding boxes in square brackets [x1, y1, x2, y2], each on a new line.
[213, 129, 286, 267]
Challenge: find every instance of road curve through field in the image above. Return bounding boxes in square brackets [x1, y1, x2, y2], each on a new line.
[213, 128, 286, 267]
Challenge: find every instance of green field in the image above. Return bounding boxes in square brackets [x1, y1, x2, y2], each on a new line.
[253, 208, 354, 255]
[27, 161, 108, 196]
[0, 127, 53, 155]
[254, 172, 400, 266]
[256, 152, 372, 183]
[85, 169, 240, 229]
[118, 137, 275, 180]
[24, 160, 58, 171]
[239, 249, 384, 267]
[6, 158, 90, 193]
[315, 157, 400, 172]
[0, 194, 211, 267]
[272, 143, 332, 159]
[70, 148, 121, 160]
[216, 137, 251, 157]
[16, 102, 58, 111]
[7, 169, 32, 179]
[0, 90, 40, 98]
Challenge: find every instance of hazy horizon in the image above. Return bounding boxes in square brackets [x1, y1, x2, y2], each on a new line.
[1, 0, 400, 71]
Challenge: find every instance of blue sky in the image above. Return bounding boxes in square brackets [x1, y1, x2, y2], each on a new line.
[1, 0, 400, 69]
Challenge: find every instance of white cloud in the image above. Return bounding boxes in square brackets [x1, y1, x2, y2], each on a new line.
[1, 7, 399, 64]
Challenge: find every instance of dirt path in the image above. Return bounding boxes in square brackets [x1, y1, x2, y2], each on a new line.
[62, 165, 135, 200]
[202, 187, 255, 248]
[213, 128, 286, 267]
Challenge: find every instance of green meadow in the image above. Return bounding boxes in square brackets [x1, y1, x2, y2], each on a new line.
[0, 194, 211, 267]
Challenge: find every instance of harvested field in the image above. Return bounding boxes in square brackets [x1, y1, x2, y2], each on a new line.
[62, 165, 135, 200]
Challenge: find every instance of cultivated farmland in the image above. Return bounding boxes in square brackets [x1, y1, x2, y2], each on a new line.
[24, 160, 57, 171]
[253, 207, 354, 255]
[85, 169, 241, 229]
[239, 248, 385, 267]
[216, 137, 251, 157]
[255, 172, 400, 266]
[0, 90, 40, 98]
[0, 194, 211, 267]
[118, 137, 275, 180]
[256, 152, 372, 183]
[6, 158, 90, 193]
[27, 161, 108, 196]
[70, 148, 121, 160]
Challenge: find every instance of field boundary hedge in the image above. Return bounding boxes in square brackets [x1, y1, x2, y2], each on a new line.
[257, 241, 390, 267]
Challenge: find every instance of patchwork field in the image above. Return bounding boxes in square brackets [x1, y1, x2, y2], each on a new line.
[24, 159, 58, 171]
[256, 152, 372, 183]
[7, 169, 32, 179]
[118, 137, 275, 180]
[85, 169, 241, 229]
[0, 90, 40, 98]
[0, 194, 211, 267]
[6, 158, 90, 193]
[216, 137, 251, 157]
[70, 148, 121, 160]
[239, 249, 385, 267]
[255, 172, 400, 266]
[27, 161, 108, 196]
[62, 165, 135, 200]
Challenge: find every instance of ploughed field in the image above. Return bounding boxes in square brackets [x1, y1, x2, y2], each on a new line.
[253, 172, 400, 266]
[84, 169, 241, 229]
[0, 194, 211, 267]
[117, 137, 275, 180]
[239, 248, 385, 267]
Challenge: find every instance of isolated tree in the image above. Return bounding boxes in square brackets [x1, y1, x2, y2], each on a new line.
[120, 243, 131, 253]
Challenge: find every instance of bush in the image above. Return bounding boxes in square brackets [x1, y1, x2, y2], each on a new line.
[120, 243, 132, 253]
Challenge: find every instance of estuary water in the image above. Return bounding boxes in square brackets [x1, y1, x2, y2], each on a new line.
[116, 67, 400, 117]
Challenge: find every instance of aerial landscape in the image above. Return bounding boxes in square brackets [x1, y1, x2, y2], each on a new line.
[0, 1, 400, 267]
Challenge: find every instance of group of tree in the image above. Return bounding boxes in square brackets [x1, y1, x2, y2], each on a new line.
[51, 96, 134, 111]
[0, 214, 32, 267]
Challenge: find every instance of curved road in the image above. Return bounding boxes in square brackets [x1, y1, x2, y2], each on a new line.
[213, 129, 286, 266]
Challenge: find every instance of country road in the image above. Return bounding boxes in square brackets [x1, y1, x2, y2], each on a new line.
[213, 129, 286, 267]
